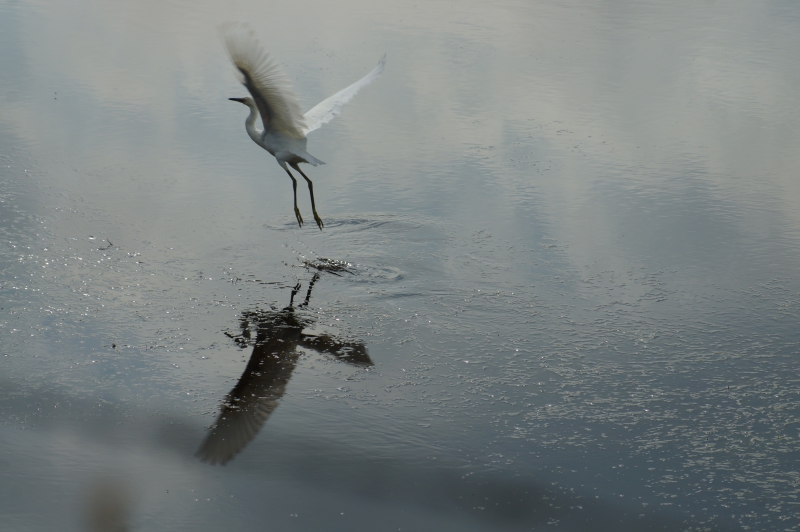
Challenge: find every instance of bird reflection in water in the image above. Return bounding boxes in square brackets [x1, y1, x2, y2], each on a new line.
[196, 273, 372, 465]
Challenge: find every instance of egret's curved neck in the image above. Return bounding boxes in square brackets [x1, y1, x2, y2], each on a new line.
[244, 105, 262, 144]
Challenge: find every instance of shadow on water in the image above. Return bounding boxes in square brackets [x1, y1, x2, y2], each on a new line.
[195, 273, 372, 465]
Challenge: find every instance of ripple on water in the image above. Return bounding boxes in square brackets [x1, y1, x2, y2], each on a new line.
[266, 212, 448, 237]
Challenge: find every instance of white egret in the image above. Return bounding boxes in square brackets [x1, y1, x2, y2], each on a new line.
[221, 23, 386, 229]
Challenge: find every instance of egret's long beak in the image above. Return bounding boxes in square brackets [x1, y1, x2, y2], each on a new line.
[229, 97, 246, 103]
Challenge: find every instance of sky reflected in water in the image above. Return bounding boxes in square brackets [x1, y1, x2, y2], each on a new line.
[2, 0, 800, 530]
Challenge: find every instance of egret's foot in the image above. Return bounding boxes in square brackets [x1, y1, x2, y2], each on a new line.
[313, 211, 324, 230]
[294, 207, 304, 228]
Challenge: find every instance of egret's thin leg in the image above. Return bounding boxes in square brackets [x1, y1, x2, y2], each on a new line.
[291, 163, 324, 230]
[283, 167, 303, 227]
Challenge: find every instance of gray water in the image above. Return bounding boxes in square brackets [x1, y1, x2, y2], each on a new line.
[2, 1, 800, 530]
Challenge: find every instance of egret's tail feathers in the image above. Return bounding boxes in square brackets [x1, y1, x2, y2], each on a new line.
[298, 150, 325, 166]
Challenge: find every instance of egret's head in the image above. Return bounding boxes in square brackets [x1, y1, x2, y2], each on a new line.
[228, 97, 255, 108]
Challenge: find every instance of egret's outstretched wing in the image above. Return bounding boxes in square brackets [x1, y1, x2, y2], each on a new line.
[303, 54, 386, 135]
[220, 23, 307, 139]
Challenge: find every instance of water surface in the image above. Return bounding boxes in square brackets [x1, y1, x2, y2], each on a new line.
[2, 1, 800, 530]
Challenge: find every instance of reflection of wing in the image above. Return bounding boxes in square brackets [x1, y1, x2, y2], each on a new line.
[300, 334, 373, 367]
[302, 54, 386, 135]
[220, 22, 307, 138]
[196, 345, 299, 465]
[195, 391, 283, 466]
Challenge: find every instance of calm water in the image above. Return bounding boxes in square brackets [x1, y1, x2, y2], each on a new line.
[2, 1, 800, 530]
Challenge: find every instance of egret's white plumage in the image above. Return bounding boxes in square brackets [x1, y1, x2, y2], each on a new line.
[221, 23, 386, 229]
[302, 58, 386, 135]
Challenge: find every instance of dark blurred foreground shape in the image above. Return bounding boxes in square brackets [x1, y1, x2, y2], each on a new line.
[85, 475, 131, 532]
